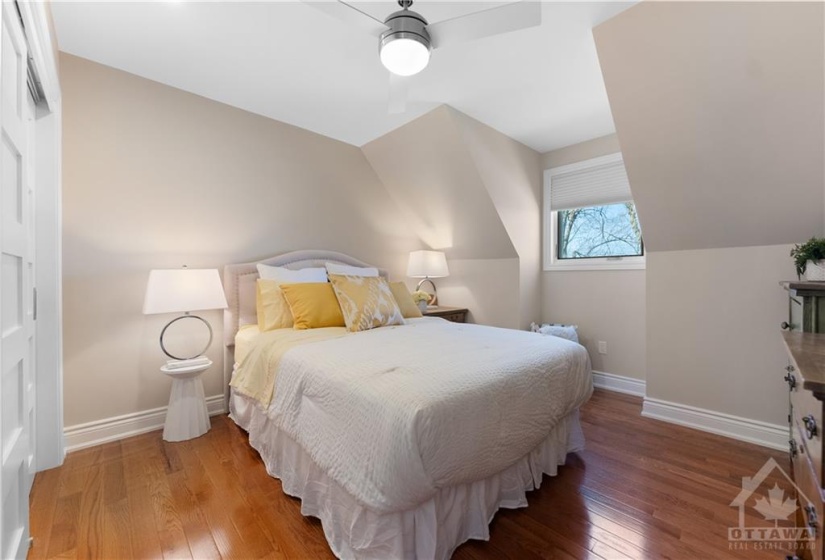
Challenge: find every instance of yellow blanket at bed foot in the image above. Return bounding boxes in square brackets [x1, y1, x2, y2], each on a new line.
[230, 327, 347, 407]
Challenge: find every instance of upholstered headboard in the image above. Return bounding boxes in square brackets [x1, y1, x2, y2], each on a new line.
[222, 249, 388, 347]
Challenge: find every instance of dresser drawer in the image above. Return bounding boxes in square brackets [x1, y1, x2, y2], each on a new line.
[791, 368, 824, 486]
[792, 422, 823, 559]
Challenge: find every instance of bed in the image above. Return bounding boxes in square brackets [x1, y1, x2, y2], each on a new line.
[223, 250, 593, 559]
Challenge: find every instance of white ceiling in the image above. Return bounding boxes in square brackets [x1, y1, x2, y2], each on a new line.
[51, 1, 636, 153]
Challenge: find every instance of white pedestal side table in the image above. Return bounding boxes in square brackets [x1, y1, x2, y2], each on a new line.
[160, 359, 212, 442]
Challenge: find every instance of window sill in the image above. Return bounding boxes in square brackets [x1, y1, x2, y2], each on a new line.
[544, 260, 646, 272]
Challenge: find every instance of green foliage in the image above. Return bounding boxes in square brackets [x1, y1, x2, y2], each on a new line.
[790, 237, 825, 277]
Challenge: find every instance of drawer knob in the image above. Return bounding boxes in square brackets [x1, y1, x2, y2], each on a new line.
[781, 321, 792, 330]
[803, 415, 818, 439]
[805, 504, 818, 535]
[784, 373, 797, 390]
[790, 438, 798, 457]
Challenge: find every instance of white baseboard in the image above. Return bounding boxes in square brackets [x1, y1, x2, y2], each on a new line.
[592, 370, 646, 397]
[642, 397, 787, 451]
[64, 395, 227, 452]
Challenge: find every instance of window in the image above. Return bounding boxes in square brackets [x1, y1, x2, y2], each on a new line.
[544, 153, 645, 270]
[557, 203, 644, 259]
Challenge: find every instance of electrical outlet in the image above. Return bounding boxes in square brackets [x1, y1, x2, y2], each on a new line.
[598, 341, 607, 355]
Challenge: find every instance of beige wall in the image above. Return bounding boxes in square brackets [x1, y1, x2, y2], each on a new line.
[453, 110, 542, 329]
[61, 54, 419, 427]
[362, 106, 516, 260]
[595, 2, 825, 252]
[438, 258, 521, 329]
[542, 133, 620, 170]
[543, 270, 645, 379]
[541, 133, 646, 380]
[363, 106, 542, 329]
[647, 245, 794, 425]
[593, 2, 823, 427]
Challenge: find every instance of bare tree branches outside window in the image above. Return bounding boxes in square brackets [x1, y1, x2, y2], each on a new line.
[557, 203, 643, 259]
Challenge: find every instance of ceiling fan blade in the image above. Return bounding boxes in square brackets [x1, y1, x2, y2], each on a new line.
[301, 0, 388, 37]
[428, 1, 542, 50]
[388, 73, 409, 114]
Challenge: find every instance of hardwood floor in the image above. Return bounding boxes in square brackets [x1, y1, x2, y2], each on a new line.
[29, 390, 794, 559]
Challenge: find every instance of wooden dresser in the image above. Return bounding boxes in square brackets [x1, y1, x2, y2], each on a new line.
[782, 281, 825, 559]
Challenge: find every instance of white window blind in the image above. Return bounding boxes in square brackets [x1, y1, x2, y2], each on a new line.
[549, 156, 632, 211]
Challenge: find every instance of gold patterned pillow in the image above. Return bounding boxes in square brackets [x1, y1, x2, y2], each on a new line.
[329, 274, 405, 332]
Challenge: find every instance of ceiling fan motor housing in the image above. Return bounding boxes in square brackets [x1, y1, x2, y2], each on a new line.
[379, 7, 431, 54]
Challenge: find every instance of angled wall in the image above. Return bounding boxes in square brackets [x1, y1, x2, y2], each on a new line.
[362, 106, 530, 328]
[362, 106, 517, 260]
[595, 2, 824, 430]
[452, 109, 542, 329]
[596, 1, 824, 252]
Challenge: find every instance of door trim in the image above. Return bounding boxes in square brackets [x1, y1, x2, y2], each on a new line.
[17, 1, 62, 470]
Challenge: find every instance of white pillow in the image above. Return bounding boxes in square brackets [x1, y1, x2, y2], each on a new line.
[325, 262, 379, 277]
[256, 264, 327, 283]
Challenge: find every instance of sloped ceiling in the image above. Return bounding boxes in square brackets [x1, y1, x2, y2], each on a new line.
[594, 2, 824, 252]
[362, 106, 518, 260]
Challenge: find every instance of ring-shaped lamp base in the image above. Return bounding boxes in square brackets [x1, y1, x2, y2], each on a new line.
[415, 277, 438, 306]
[159, 314, 213, 360]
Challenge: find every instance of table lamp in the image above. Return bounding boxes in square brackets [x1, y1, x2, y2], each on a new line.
[143, 267, 228, 361]
[407, 250, 449, 306]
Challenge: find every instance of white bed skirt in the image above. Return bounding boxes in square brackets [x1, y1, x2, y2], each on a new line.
[230, 392, 585, 560]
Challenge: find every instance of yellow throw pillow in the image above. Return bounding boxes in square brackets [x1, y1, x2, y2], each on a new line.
[256, 279, 294, 331]
[389, 281, 423, 319]
[329, 274, 405, 333]
[280, 282, 346, 329]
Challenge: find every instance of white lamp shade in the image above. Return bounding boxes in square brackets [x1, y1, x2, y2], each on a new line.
[143, 269, 228, 315]
[407, 250, 449, 278]
[380, 37, 430, 76]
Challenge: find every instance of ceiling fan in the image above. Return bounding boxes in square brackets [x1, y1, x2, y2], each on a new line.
[302, 0, 542, 113]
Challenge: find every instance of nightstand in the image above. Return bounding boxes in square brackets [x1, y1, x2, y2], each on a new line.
[423, 306, 468, 323]
[160, 359, 212, 442]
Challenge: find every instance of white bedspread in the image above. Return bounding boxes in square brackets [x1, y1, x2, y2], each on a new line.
[248, 317, 592, 514]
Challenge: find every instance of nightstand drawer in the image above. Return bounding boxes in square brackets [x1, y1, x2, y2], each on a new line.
[422, 307, 468, 323]
[440, 312, 465, 323]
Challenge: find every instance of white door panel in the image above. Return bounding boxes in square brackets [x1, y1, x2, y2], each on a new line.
[24, 82, 34, 484]
[0, 1, 34, 558]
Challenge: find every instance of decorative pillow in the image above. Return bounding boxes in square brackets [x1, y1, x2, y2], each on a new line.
[280, 282, 346, 329]
[389, 281, 423, 319]
[257, 263, 327, 283]
[325, 262, 379, 277]
[329, 274, 405, 332]
[532, 323, 579, 343]
[256, 279, 294, 331]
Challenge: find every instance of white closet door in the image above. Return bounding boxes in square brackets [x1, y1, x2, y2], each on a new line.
[1, 1, 34, 558]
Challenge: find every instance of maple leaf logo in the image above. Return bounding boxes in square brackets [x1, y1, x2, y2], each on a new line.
[753, 484, 798, 524]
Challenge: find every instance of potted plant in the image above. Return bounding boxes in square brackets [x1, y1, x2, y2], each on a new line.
[791, 237, 825, 280]
[411, 290, 431, 312]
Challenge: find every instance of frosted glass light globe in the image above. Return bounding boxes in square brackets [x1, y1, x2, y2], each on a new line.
[380, 37, 430, 76]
